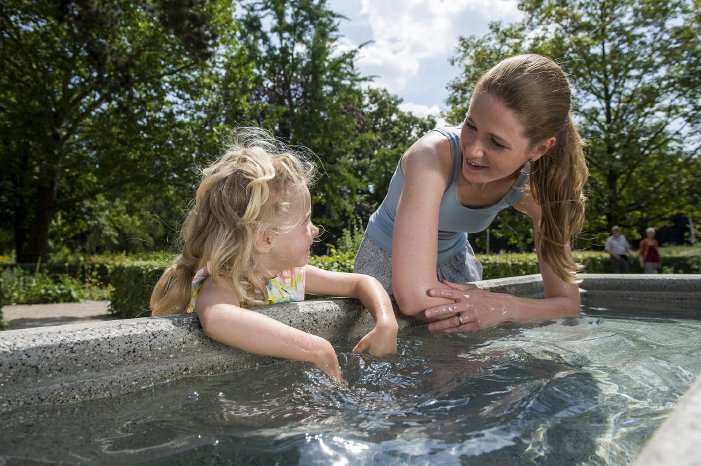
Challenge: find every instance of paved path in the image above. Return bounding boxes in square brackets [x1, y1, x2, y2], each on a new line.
[2, 300, 113, 330]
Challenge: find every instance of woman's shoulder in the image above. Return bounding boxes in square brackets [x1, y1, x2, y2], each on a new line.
[402, 128, 455, 172]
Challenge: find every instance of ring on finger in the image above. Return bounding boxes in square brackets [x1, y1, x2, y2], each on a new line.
[457, 314, 465, 325]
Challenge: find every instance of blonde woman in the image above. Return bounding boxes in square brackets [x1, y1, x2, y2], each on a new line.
[354, 54, 588, 333]
[151, 128, 398, 382]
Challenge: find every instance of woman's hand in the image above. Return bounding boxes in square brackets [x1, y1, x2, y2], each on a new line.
[353, 323, 398, 356]
[423, 281, 513, 333]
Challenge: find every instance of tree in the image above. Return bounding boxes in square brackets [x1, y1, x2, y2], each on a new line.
[352, 88, 436, 222]
[445, 0, 700, 249]
[0, 0, 245, 262]
[236, 0, 366, 238]
[236, 0, 435, 245]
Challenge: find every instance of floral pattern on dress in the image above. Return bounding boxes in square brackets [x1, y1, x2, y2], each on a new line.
[186, 266, 306, 313]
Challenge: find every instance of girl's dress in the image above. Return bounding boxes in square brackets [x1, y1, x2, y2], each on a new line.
[186, 266, 306, 313]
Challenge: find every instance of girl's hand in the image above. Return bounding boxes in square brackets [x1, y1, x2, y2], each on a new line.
[423, 281, 513, 333]
[312, 337, 343, 383]
[353, 323, 398, 356]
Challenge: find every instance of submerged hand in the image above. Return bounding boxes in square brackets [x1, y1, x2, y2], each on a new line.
[313, 338, 343, 383]
[423, 281, 512, 333]
[353, 324, 398, 356]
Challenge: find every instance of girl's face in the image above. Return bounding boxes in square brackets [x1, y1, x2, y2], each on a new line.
[268, 187, 319, 270]
[459, 92, 552, 185]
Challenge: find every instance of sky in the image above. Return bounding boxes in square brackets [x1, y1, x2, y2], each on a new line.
[327, 0, 523, 124]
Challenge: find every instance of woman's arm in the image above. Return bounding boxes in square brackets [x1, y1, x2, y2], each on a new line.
[423, 191, 580, 332]
[195, 278, 341, 382]
[305, 265, 398, 356]
[391, 133, 458, 316]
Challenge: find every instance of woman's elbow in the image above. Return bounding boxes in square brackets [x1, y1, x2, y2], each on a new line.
[392, 287, 426, 317]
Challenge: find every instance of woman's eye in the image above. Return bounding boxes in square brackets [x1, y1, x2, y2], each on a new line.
[491, 138, 506, 149]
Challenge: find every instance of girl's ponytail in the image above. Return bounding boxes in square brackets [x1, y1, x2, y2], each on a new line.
[150, 248, 198, 316]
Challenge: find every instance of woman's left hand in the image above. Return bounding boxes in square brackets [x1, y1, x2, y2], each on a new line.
[423, 281, 512, 333]
[353, 325, 398, 356]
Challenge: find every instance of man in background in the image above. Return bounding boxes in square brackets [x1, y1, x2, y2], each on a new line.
[605, 226, 632, 273]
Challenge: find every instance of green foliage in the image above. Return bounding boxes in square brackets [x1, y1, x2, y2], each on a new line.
[334, 222, 366, 255]
[478, 253, 540, 279]
[1, 0, 247, 262]
[0, 266, 112, 306]
[445, 0, 700, 249]
[308, 250, 356, 273]
[108, 262, 166, 319]
[3, 248, 699, 319]
[1, 267, 78, 304]
[236, 1, 435, 244]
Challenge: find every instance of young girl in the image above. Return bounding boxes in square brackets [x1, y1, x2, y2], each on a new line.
[150, 128, 398, 382]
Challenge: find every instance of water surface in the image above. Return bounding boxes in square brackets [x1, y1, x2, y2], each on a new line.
[2, 307, 700, 465]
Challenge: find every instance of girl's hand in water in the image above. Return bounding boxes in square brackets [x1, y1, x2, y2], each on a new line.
[312, 337, 343, 383]
[423, 281, 513, 333]
[352, 323, 398, 356]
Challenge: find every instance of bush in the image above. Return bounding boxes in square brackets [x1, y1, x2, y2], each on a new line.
[308, 249, 356, 273]
[0, 267, 79, 304]
[3, 246, 698, 320]
[108, 261, 166, 319]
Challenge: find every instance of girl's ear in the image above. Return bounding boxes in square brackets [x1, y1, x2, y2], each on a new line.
[253, 230, 274, 253]
[530, 136, 556, 163]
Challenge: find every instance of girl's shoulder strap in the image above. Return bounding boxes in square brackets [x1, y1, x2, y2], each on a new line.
[185, 267, 210, 313]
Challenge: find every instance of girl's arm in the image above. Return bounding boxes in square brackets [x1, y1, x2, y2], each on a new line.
[195, 278, 341, 382]
[423, 191, 580, 332]
[391, 133, 460, 316]
[305, 265, 398, 356]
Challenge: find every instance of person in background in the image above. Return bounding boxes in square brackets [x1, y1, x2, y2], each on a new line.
[150, 127, 398, 383]
[639, 227, 662, 274]
[353, 54, 588, 333]
[604, 225, 632, 273]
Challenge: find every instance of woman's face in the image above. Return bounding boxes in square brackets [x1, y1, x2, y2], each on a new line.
[459, 92, 550, 185]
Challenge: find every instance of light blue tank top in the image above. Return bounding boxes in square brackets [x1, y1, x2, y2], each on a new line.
[365, 127, 529, 263]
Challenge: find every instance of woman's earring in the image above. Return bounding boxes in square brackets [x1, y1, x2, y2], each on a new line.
[521, 160, 531, 174]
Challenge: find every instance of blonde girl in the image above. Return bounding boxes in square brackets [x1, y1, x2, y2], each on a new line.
[151, 128, 398, 382]
[355, 54, 588, 332]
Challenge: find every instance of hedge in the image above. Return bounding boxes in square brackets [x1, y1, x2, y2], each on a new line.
[110, 252, 546, 318]
[108, 261, 166, 319]
[3, 248, 699, 319]
[105, 250, 684, 319]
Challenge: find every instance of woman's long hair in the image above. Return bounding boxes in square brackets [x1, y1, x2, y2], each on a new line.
[474, 54, 588, 283]
[150, 128, 316, 315]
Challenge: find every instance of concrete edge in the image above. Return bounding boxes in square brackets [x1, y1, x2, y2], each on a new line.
[0, 298, 419, 413]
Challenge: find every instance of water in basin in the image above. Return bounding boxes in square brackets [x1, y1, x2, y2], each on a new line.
[2, 304, 700, 465]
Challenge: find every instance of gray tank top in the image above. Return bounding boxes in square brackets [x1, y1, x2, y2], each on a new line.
[365, 127, 529, 263]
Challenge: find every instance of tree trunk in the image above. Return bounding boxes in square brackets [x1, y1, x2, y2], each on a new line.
[15, 184, 56, 265]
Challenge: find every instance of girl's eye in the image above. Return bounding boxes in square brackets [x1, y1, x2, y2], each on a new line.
[466, 122, 477, 130]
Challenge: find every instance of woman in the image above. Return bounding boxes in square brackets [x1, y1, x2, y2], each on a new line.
[639, 227, 661, 274]
[354, 54, 588, 333]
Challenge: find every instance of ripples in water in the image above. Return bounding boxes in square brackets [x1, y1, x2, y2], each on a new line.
[2, 310, 701, 465]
